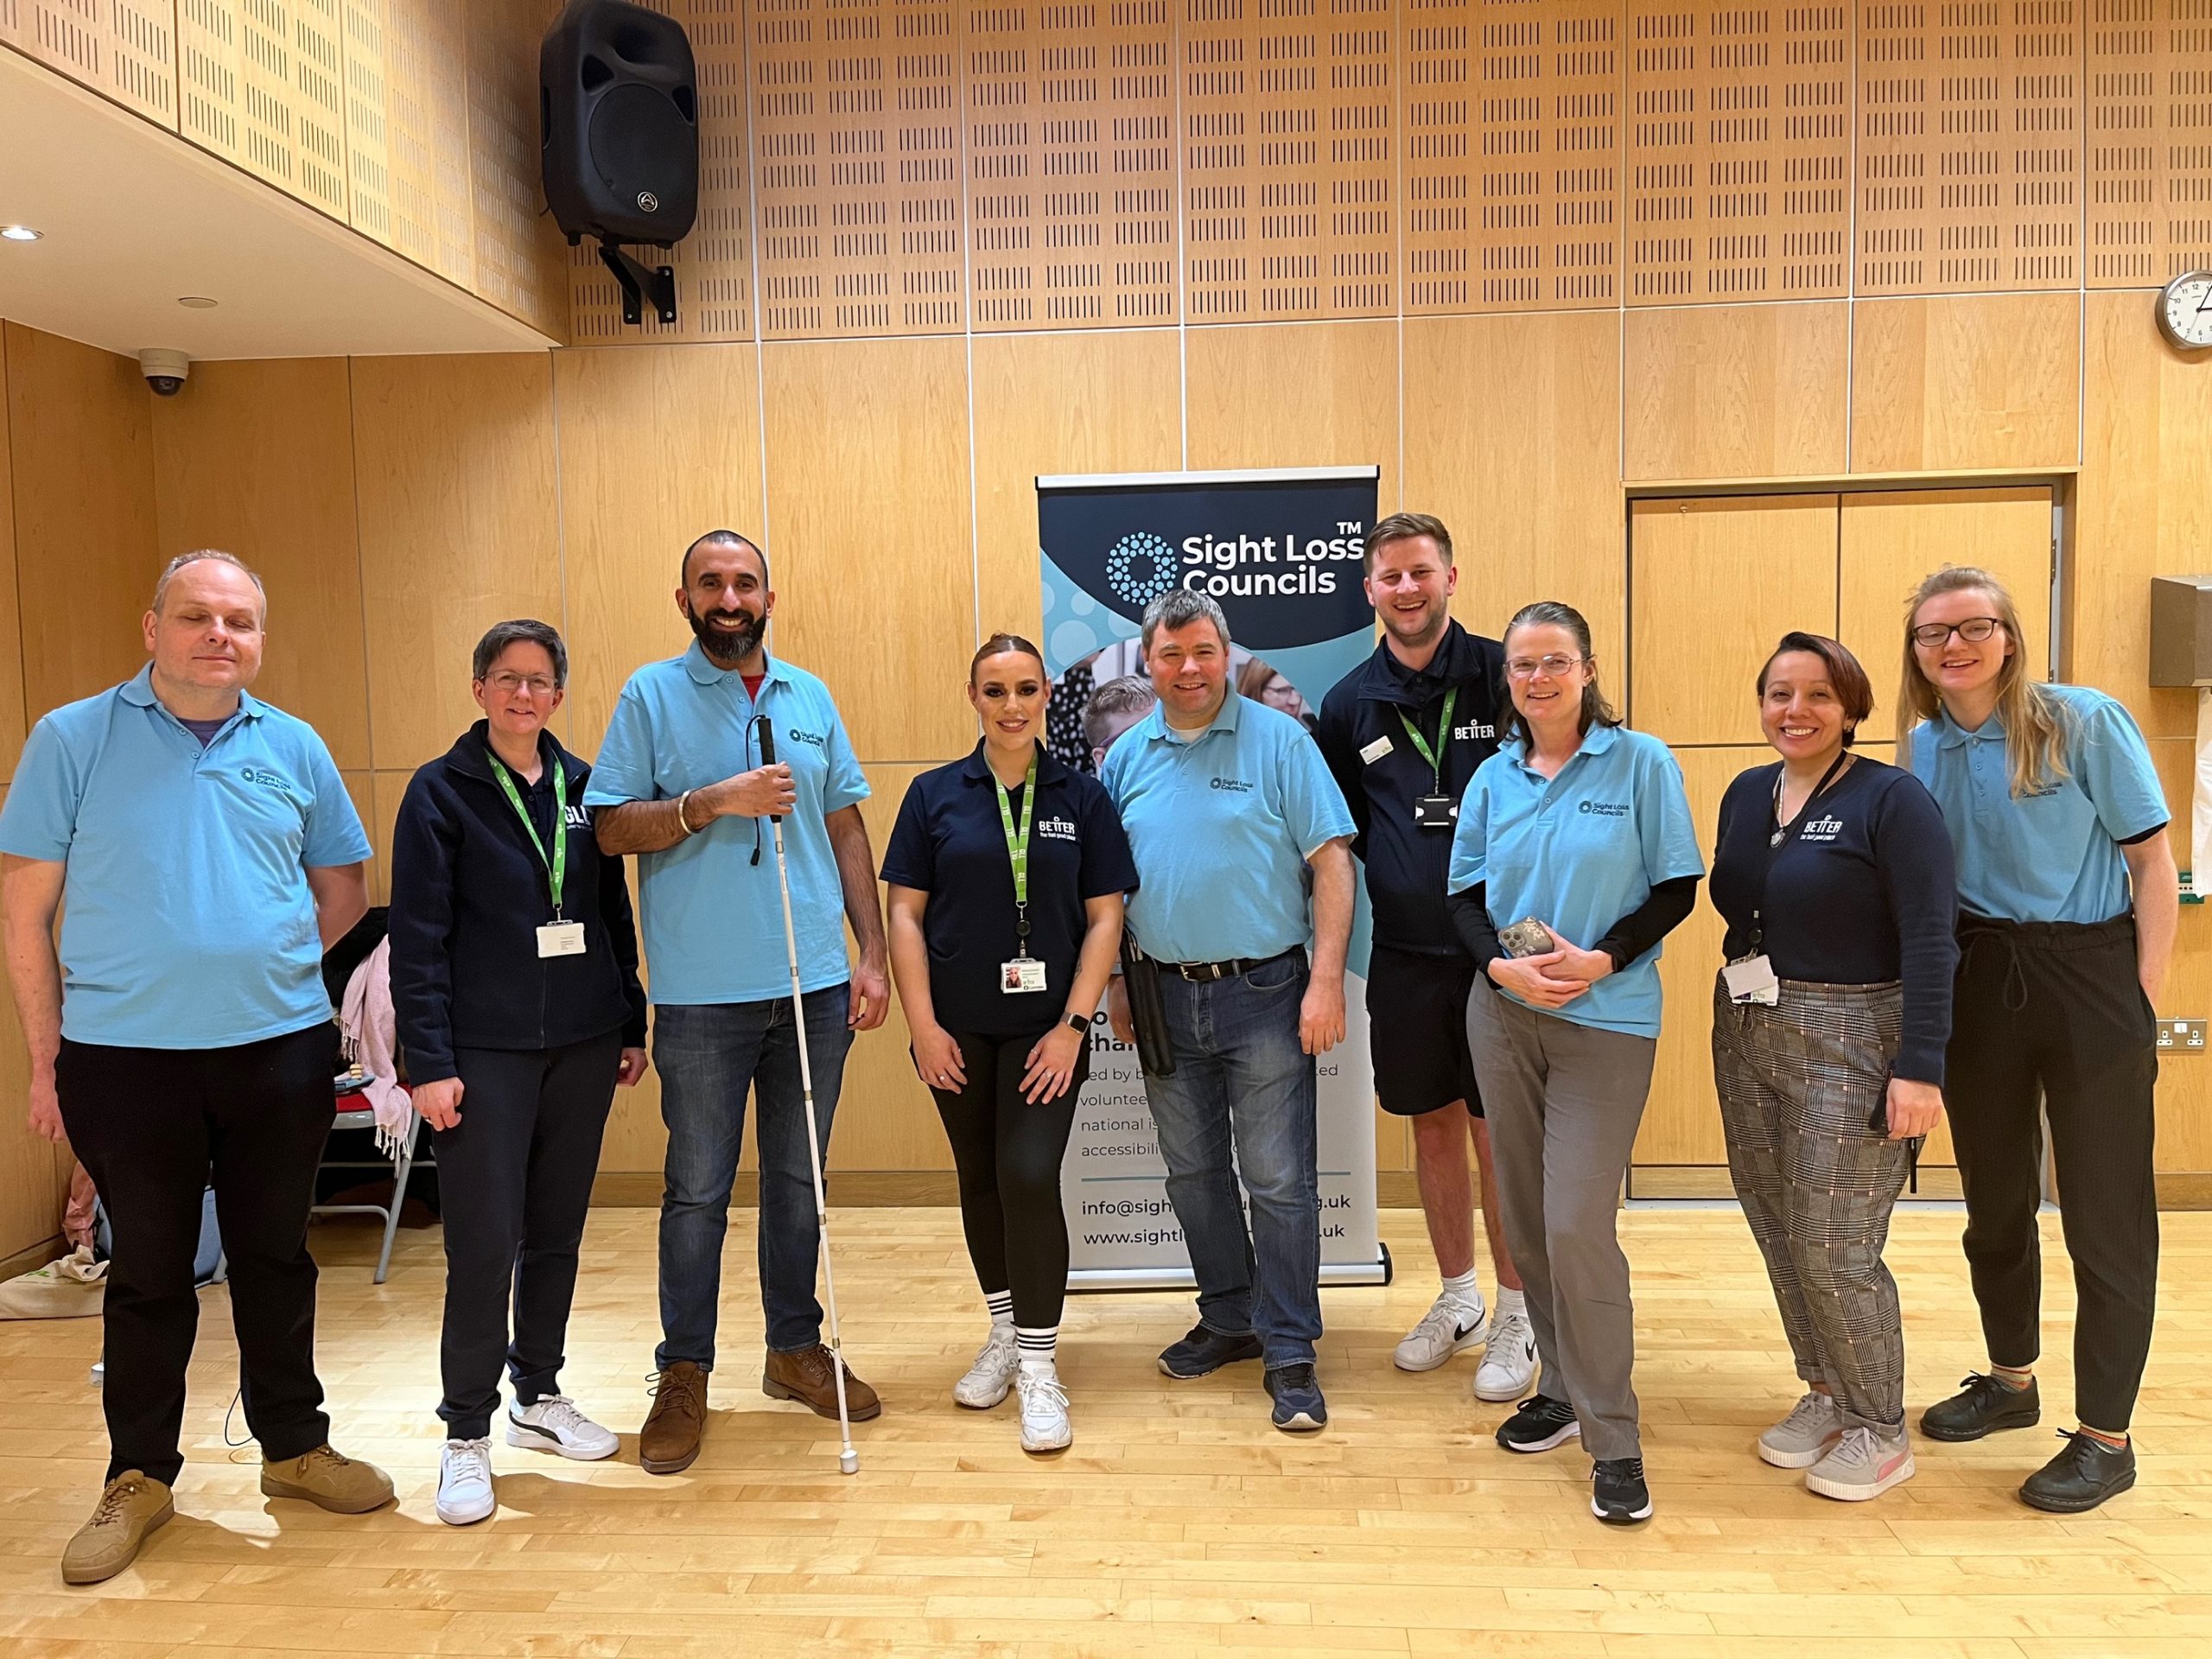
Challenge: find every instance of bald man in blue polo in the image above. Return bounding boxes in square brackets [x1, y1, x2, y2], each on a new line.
[1, 551, 391, 1586]
[1103, 588, 1357, 1434]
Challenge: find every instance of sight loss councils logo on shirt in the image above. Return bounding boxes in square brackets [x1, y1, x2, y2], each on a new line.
[238, 766, 295, 796]
[1579, 799, 1629, 817]
[1209, 777, 1254, 793]
[784, 728, 829, 748]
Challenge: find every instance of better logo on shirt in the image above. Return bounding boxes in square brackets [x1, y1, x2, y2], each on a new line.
[1038, 815, 1077, 842]
[1797, 814, 1843, 842]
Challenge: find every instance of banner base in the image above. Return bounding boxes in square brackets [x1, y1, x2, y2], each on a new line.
[1069, 1245, 1392, 1294]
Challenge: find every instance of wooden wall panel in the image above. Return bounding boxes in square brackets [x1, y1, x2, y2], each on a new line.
[149, 357, 372, 769]
[1185, 318, 1398, 491]
[2088, 0, 2212, 287]
[2079, 291, 2212, 744]
[552, 342, 769, 759]
[3, 324, 160, 720]
[0, 335, 22, 783]
[350, 353, 564, 771]
[1402, 309, 1623, 664]
[1402, 0, 1620, 315]
[1636, 743, 1738, 1167]
[1181, 0, 1398, 323]
[1630, 493, 1839, 746]
[969, 327, 1184, 642]
[6, 0, 177, 126]
[1624, 299, 1848, 479]
[2145, 739, 2212, 1173]
[760, 336, 975, 761]
[749, 0, 967, 339]
[383, 0, 475, 286]
[1855, 0, 2080, 296]
[175, 0, 353, 220]
[466, 0, 570, 340]
[569, 0, 756, 343]
[1849, 291, 2082, 473]
[964, 1, 1179, 330]
[342, 0, 398, 248]
[1624, 2, 1848, 303]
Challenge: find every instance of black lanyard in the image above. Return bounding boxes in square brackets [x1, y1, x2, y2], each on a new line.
[1746, 752, 1850, 953]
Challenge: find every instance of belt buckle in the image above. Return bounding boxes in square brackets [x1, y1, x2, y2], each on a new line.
[1178, 961, 1218, 982]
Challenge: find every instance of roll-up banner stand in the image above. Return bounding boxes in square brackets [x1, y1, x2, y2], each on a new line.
[1037, 466, 1389, 1290]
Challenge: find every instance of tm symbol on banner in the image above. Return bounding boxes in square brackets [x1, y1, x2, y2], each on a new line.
[1106, 532, 1179, 607]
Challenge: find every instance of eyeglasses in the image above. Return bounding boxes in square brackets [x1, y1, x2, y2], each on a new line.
[1910, 617, 2001, 648]
[486, 672, 558, 696]
[1505, 654, 1585, 680]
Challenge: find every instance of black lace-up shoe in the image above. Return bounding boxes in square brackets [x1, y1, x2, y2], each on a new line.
[1496, 1394, 1581, 1453]
[1156, 1322, 1263, 1379]
[2019, 1430, 2137, 1514]
[1919, 1372, 2041, 1442]
[1592, 1458, 1653, 1524]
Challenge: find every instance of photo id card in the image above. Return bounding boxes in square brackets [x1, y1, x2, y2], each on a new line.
[1723, 954, 1780, 1006]
[1001, 957, 1047, 994]
[537, 921, 588, 959]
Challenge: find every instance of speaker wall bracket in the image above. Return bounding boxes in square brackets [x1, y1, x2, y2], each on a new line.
[597, 239, 677, 327]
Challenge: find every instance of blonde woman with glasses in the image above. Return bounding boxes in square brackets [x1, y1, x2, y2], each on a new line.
[1902, 567, 2175, 1513]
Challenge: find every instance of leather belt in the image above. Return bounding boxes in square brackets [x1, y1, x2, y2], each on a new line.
[1161, 947, 1301, 983]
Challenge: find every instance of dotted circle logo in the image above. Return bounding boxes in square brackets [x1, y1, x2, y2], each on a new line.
[1105, 531, 1177, 607]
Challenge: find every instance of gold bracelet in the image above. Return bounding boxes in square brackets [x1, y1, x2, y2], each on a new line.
[674, 790, 696, 836]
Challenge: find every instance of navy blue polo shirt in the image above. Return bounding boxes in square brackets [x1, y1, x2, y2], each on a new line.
[881, 743, 1138, 1037]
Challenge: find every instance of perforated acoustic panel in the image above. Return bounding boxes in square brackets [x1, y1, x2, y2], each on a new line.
[175, 0, 351, 219]
[1625, 3, 1848, 301]
[2088, 0, 2212, 284]
[376, 0, 475, 287]
[467, 0, 570, 339]
[8, 0, 177, 126]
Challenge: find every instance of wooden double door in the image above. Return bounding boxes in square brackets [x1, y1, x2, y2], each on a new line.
[1625, 486, 2054, 1192]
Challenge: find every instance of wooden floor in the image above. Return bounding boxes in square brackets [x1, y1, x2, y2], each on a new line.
[1, 1203, 2208, 1657]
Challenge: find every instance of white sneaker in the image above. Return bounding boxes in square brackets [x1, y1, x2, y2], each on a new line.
[1805, 1425, 1915, 1502]
[1393, 1290, 1488, 1373]
[505, 1395, 620, 1461]
[435, 1439, 495, 1526]
[954, 1326, 1020, 1409]
[1015, 1367, 1072, 1453]
[1474, 1306, 1537, 1402]
[1757, 1390, 1843, 1470]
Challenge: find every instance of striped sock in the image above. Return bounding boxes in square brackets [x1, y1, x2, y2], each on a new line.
[1016, 1325, 1058, 1373]
[985, 1290, 1014, 1331]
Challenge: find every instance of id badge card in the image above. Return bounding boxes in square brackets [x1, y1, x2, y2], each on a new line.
[1413, 793, 1457, 830]
[537, 921, 588, 959]
[1723, 954, 1780, 1006]
[1001, 956, 1047, 994]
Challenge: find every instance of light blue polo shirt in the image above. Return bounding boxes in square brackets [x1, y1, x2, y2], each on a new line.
[0, 665, 372, 1049]
[1447, 722, 1703, 1039]
[1909, 683, 2168, 925]
[584, 644, 868, 1005]
[1101, 691, 1355, 964]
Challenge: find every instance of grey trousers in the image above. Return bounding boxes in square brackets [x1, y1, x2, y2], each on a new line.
[1465, 980, 1656, 1461]
[1709, 974, 1912, 1433]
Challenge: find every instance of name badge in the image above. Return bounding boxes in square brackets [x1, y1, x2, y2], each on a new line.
[1001, 956, 1047, 995]
[1723, 954, 1780, 1006]
[1413, 793, 1457, 830]
[1359, 734, 1394, 764]
[537, 921, 588, 959]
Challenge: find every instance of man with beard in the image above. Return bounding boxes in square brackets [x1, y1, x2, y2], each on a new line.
[1315, 514, 1534, 1405]
[587, 531, 891, 1473]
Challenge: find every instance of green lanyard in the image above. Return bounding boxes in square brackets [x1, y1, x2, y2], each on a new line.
[995, 754, 1038, 947]
[489, 747, 568, 919]
[1397, 686, 1459, 791]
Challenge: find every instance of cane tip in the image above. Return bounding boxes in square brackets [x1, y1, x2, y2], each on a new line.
[839, 1450, 860, 1475]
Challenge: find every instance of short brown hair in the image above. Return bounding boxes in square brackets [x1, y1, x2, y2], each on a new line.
[1363, 512, 1453, 574]
[1758, 632, 1874, 744]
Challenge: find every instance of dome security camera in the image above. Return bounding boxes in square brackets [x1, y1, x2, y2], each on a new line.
[138, 348, 190, 397]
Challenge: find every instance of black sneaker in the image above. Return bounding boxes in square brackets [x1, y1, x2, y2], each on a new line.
[1157, 1322, 1264, 1379]
[1592, 1457, 1653, 1524]
[2019, 1430, 2138, 1514]
[1264, 1363, 1327, 1433]
[1496, 1394, 1581, 1454]
[1918, 1372, 2041, 1443]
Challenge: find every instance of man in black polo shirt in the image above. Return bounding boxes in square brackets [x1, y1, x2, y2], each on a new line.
[1317, 512, 1531, 1402]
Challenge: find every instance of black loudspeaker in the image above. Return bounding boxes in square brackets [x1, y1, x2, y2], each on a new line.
[540, 0, 699, 251]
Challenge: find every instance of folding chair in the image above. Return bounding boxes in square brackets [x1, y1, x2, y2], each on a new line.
[309, 1074, 423, 1285]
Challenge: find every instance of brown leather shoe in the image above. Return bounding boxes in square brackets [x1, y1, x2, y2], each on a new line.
[639, 1361, 709, 1474]
[763, 1343, 882, 1421]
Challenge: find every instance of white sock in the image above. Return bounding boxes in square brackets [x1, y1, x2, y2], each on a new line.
[986, 1290, 1014, 1330]
[1016, 1325, 1058, 1373]
[1440, 1268, 1481, 1308]
[1495, 1286, 1527, 1319]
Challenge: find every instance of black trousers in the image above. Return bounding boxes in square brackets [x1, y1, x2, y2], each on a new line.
[432, 1033, 621, 1439]
[1947, 913, 2160, 1431]
[58, 1023, 340, 1484]
[925, 1026, 1087, 1330]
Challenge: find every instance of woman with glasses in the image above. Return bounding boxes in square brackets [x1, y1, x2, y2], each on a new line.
[1446, 601, 1703, 1525]
[389, 620, 650, 1526]
[1708, 632, 1955, 1502]
[1902, 568, 2174, 1514]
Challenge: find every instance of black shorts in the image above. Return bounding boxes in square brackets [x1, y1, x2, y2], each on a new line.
[1365, 944, 1483, 1117]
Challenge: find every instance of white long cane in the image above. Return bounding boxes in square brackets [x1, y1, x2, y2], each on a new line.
[758, 719, 860, 1475]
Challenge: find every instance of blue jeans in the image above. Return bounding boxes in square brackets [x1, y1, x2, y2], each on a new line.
[653, 988, 851, 1367]
[1143, 950, 1322, 1368]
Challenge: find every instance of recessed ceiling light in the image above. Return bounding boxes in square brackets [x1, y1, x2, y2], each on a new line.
[177, 296, 218, 308]
[0, 226, 41, 243]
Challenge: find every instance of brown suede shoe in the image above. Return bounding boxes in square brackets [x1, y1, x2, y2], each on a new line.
[763, 1343, 882, 1421]
[260, 1444, 394, 1513]
[639, 1361, 709, 1474]
[61, 1471, 174, 1586]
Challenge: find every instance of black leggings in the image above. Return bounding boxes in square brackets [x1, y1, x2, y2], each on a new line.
[925, 1026, 1088, 1329]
